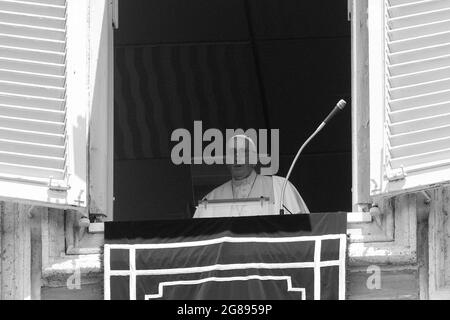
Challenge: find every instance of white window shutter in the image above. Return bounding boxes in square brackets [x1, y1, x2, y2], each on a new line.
[0, 0, 88, 210]
[370, 0, 450, 196]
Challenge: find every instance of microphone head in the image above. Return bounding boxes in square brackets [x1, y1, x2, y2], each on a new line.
[336, 99, 347, 110]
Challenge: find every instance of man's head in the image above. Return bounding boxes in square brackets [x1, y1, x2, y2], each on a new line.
[226, 134, 257, 181]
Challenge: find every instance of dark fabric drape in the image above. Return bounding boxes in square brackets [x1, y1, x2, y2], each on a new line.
[106, 212, 347, 300]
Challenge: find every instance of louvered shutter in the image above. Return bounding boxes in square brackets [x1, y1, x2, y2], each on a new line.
[0, 0, 88, 209]
[370, 0, 450, 196]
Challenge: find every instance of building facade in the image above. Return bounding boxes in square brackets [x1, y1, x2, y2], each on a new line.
[1, 0, 450, 300]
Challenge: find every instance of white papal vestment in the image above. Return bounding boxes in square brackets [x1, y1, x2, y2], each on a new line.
[193, 170, 309, 218]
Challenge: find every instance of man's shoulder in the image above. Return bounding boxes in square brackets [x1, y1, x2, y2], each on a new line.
[271, 175, 286, 183]
[271, 175, 297, 190]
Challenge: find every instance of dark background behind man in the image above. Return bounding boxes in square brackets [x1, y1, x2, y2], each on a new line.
[113, 0, 351, 221]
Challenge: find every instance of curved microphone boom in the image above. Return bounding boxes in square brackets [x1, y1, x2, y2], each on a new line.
[279, 99, 347, 215]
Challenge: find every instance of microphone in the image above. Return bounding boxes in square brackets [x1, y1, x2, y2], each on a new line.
[279, 99, 347, 215]
[324, 99, 347, 125]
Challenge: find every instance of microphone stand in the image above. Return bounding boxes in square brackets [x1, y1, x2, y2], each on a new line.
[279, 124, 325, 215]
[279, 100, 346, 215]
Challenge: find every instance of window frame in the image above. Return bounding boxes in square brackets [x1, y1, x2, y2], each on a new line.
[368, 0, 450, 199]
[0, 0, 89, 212]
[348, 0, 413, 263]
[87, 0, 116, 220]
[0, 0, 116, 217]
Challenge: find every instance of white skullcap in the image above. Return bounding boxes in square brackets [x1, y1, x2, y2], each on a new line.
[225, 134, 257, 164]
[226, 134, 257, 152]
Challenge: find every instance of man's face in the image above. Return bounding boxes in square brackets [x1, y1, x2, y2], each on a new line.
[227, 147, 255, 180]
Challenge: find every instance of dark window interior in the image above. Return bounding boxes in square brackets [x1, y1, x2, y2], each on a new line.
[113, 0, 352, 221]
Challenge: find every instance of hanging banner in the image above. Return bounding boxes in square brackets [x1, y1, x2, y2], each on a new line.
[104, 212, 347, 300]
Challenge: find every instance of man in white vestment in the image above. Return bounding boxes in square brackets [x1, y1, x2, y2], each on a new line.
[193, 134, 309, 218]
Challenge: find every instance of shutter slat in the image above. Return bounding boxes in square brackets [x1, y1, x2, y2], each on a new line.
[0, 138, 64, 157]
[390, 147, 450, 168]
[16, 0, 66, 6]
[0, 81, 64, 100]
[0, 127, 64, 146]
[0, 150, 64, 170]
[389, 42, 450, 65]
[388, 0, 450, 18]
[0, 162, 64, 180]
[390, 101, 450, 122]
[0, 57, 64, 76]
[389, 54, 450, 77]
[389, 8, 450, 29]
[13, 0, 65, 6]
[0, 104, 64, 122]
[388, 31, 450, 53]
[0, 92, 64, 110]
[0, 80, 64, 99]
[0, 46, 65, 64]
[390, 136, 450, 158]
[389, 0, 422, 7]
[389, 77, 450, 99]
[389, 19, 450, 41]
[0, 22, 65, 41]
[390, 65, 450, 87]
[390, 112, 450, 135]
[0, 0, 66, 18]
[0, 11, 65, 29]
[0, 33, 65, 52]
[0, 69, 65, 87]
[0, 115, 64, 134]
[390, 124, 450, 146]
[389, 89, 450, 111]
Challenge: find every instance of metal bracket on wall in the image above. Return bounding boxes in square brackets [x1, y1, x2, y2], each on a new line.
[27, 205, 36, 218]
[65, 210, 102, 255]
[385, 166, 407, 182]
[422, 190, 432, 204]
[369, 204, 383, 229]
[48, 176, 70, 193]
